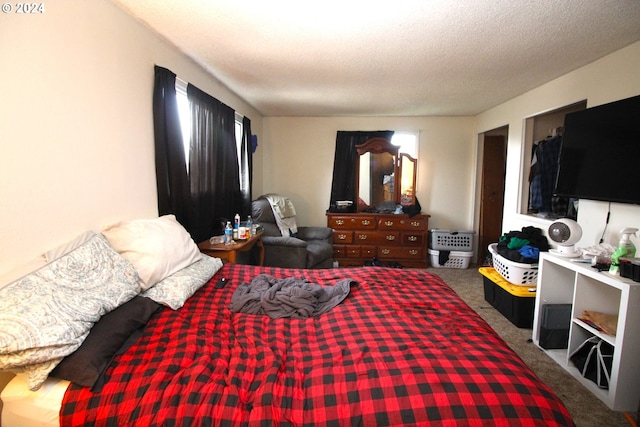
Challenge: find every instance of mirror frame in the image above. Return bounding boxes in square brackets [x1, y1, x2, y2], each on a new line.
[398, 153, 417, 206]
[355, 137, 402, 210]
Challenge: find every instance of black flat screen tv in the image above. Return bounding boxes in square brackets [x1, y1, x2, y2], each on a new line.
[554, 94, 640, 205]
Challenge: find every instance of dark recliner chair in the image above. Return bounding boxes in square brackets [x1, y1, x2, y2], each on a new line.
[251, 198, 334, 269]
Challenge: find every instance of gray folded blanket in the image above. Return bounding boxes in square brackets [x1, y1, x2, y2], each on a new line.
[229, 274, 354, 319]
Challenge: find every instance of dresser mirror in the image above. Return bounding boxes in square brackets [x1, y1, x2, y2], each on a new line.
[355, 137, 416, 210]
[399, 153, 417, 205]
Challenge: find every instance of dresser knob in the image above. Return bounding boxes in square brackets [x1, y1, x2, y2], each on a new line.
[361, 220, 371, 226]
[359, 235, 368, 240]
[338, 234, 347, 240]
[409, 250, 418, 255]
[408, 236, 417, 242]
[384, 221, 393, 226]
[381, 249, 390, 255]
[336, 220, 344, 225]
[386, 235, 395, 241]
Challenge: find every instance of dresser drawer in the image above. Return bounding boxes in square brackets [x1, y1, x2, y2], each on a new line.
[402, 247, 424, 259]
[332, 231, 353, 244]
[377, 246, 399, 259]
[378, 246, 424, 259]
[333, 245, 347, 258]
[354, 231, 378, 244]
[346, 246, 362, 258]
[380, 232, 401, 244]
[403, 233, 425, 246]
[329, 215, 376, 229]
[360, 245, 377, 258]
[378, 217, 427, 231]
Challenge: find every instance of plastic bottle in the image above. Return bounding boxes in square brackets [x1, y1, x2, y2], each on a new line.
[233, 213, 240, 240]
[246, 215, 253, 237]
[609, 227, 638, 275]
[224, 221, 233, 244]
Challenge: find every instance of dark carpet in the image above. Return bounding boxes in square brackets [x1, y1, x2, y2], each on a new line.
[428, 266, 633, 427]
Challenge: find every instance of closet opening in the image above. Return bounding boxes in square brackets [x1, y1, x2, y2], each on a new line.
[520, 100, 587, 220]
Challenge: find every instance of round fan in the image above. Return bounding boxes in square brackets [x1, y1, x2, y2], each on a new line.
[548, 218, 582, 257]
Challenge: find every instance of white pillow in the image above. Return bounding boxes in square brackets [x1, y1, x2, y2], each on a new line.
[102, 215, 202, 290]
[142, 255, 223, 310]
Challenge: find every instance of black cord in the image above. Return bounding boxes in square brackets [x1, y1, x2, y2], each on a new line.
[599, 202, 611, 243]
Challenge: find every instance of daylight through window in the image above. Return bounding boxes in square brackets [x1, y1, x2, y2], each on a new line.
[175, 79, 243, 172]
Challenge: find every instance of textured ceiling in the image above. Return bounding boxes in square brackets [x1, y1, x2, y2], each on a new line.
[113, 0, 640, 117]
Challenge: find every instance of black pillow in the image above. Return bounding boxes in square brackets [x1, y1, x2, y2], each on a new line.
[51, 296, 160, 388]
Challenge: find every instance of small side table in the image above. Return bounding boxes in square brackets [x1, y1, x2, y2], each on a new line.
[198, 233, 264, 266]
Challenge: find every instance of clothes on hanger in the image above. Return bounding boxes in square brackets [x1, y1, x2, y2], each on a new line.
[528, 127, 568, 216]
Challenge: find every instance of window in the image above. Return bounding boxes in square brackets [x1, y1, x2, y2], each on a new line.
[175, 79, 190, 169]
[391, 131, 418, 159]
[175, 79, 244, 172]
[234, 112, 243, 164]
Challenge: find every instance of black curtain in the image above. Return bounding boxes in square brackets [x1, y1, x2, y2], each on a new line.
[187, 83, 241, 242]
[328, 130, 395, 211]
[152, 66, 193, 230]
[239, 116, 253, 216]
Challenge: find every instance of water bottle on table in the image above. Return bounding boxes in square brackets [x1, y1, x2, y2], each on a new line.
[224, 221, 233, 244]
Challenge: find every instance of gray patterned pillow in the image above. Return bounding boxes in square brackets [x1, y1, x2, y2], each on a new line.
[0, 233, 141, 390]
[142, 255, 223, 310]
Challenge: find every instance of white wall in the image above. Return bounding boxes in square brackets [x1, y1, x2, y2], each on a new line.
[262, 116, 477, 229]
[476, 41, 640, 249]
[262, 43, 640, 255]
[0, 0, 262, 276]
[2, 1, 638, 277]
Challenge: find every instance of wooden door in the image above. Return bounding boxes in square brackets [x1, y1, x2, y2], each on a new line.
[478, 135, 507, 264]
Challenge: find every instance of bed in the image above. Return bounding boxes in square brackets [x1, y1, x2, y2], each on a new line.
[1, 218, 574, 426]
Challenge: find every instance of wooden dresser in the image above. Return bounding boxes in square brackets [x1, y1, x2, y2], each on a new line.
[327, 212, 430, 268]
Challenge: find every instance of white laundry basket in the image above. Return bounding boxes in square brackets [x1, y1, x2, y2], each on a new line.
[428, 249, 472, 268]
[429, 229, 474, 251]
[488, 243, 538, 285]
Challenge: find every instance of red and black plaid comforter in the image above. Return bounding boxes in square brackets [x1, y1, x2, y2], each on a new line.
[61, 265, 574, 426]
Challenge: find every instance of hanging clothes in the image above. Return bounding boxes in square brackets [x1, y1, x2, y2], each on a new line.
[529, 131, 568, 215]
[528, 142, 542, 211]
[538, 134, 562, 212]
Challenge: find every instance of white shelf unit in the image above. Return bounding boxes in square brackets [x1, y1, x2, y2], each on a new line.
[532, 253, 640, 412]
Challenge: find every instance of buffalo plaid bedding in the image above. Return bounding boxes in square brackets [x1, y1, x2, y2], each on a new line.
[61, 265, 574, 426]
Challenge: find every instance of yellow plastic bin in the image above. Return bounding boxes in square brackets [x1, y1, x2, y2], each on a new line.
[479, 267, 536, 328]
